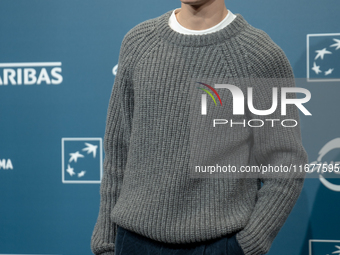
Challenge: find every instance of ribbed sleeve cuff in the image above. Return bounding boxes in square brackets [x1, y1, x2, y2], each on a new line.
[234, 177, 304, 255]
[236, 231, 263, 255]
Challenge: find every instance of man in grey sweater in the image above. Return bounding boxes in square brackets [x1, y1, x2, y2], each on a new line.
[91, 0, 308, 254]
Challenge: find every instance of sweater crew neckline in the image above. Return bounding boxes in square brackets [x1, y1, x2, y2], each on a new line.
[156, 9, 249, 47]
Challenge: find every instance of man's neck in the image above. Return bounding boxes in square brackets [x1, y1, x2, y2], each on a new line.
[175, 0, 229, 30]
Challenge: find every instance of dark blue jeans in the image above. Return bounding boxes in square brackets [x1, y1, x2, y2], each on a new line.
[115, 225, 245, 255]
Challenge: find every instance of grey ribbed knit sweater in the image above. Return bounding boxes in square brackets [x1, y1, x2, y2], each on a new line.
[91, 9, 308, 255]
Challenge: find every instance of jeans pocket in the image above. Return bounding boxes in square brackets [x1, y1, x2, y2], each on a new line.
[115, 226, 127, 255]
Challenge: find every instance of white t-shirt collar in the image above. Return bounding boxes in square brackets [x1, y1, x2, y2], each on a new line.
[168, 8, 236, 35]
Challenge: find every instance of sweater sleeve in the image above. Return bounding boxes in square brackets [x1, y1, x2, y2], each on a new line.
[235, 45, 308, 255]
[91, 35, 134, 255]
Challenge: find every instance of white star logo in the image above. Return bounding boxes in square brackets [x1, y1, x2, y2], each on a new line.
[78, 171, 86, 178]
[332, 245, 340, 254]
[66, 164, 76, 176]
[82, 143, 98, 158]
[312, 62, 322, 74]
[330, 38, 340, 50]
[69, 151, 84, 163]
[325, 68, 334, 76]
[315, 48, 332, 60]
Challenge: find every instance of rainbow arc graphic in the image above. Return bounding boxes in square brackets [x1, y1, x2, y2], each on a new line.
[196, 82, 222, 115]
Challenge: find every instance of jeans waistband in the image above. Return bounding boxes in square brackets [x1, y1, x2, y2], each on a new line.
[117, 225, 238, 249]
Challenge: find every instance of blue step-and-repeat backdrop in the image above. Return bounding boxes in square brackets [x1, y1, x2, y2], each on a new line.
[0, 1, 339, 254]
